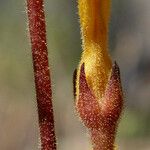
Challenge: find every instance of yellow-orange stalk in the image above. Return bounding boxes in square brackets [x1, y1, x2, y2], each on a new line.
[77, 0, 112, 100]
[74, 0, 123, 150]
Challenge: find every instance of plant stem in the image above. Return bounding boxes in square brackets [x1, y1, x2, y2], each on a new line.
[26, 0, 56, 149]
[90, 128, 115, 150]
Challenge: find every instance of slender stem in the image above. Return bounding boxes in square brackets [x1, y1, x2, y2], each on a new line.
[26, 0, 56, 149]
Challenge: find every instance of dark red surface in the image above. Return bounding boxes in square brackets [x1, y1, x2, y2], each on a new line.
[27, 0, 56, 149]
[75, 62, 123, 150]
[73, 69, 77, 99]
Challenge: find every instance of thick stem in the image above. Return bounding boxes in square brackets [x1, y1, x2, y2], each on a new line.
[75, 63, 123, 150]
[27, 0, 56, 149]
[90, 128, 115, 150]
[76, 0, 123, 150]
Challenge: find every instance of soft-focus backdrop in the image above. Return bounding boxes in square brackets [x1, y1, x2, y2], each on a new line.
[0, 0, 150, 150]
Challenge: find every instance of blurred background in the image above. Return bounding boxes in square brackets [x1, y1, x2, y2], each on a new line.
[0, 0, 150, 149]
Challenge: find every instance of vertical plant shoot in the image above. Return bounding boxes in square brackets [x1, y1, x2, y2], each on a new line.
[26, 0, 56, 149]
[74, 0, 123, 150]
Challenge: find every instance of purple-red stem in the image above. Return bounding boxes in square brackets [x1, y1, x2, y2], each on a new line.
[27, 0, 56, 149]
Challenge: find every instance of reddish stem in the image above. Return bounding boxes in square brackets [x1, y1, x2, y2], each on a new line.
[27, 0, 56, 149]
[90, 128, 115, 150]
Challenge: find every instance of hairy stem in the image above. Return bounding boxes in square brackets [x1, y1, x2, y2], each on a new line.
[90, 128, 115, 150]
[26, 0, 56, 149]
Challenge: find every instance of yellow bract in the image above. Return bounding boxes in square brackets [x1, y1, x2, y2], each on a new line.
[76, 0, 112, 100]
